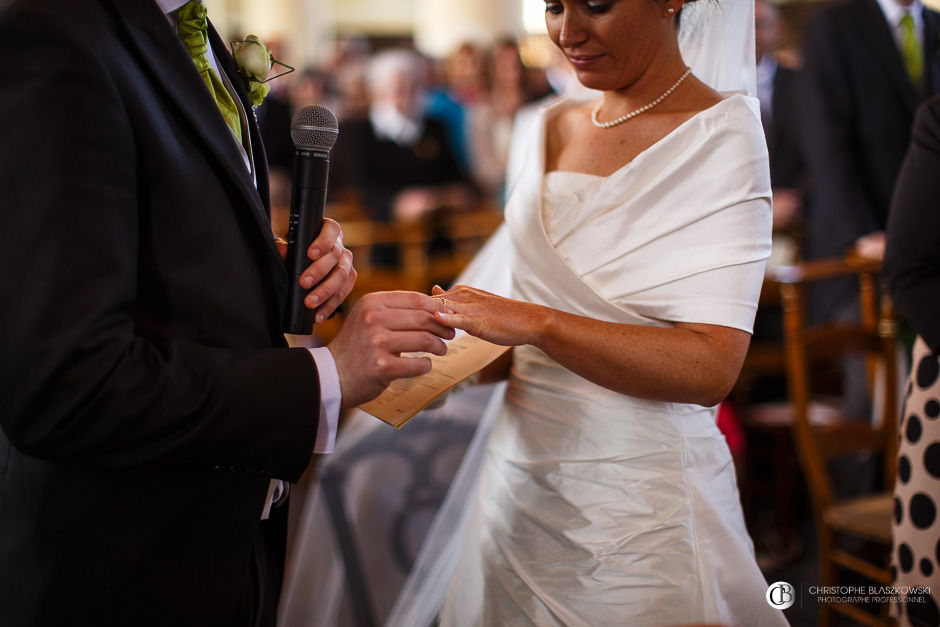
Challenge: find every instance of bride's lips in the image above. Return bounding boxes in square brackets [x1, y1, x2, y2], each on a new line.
[567, 53, 605, 69]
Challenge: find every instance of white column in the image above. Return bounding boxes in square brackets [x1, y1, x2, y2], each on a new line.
[207, 0, 334, 69]
[413, 0, 523, 59]
[294, 0, 336, 68]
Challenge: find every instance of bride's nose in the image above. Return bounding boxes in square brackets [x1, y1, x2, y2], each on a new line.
[558, 12, 588, 48]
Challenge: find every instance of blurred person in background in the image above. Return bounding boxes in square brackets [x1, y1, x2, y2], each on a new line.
[755, 0, 804, 245]
[330, 48, 476, 229]
[467, 39, 539, 202]
[801, 0, 940, 317]
[425, 42, 488, 174]
[800, 0, 940, 437]
[324, 35, 372, 122]
[289, 67, 337, 117]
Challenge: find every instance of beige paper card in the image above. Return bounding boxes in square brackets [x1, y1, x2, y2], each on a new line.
[359, 334, 510, 428]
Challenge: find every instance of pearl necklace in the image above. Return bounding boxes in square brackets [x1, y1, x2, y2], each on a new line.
[590, 67, 693, 129]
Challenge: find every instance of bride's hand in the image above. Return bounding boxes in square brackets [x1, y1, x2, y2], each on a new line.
[431, 284, 547, 347]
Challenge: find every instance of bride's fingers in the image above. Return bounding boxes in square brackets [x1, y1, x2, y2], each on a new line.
[431, 284, 446, 296]
[435, 310, 471, 331]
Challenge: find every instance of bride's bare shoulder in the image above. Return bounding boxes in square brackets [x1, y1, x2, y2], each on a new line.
[547, 101, 593, 143]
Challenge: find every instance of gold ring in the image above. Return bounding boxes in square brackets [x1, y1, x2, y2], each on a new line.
[440, 298, 448, 310]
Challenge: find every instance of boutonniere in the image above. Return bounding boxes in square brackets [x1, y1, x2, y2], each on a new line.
[231, 35, 294, 107]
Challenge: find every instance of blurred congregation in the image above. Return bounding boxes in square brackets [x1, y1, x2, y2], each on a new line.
[207, 0, 936, 625]
[2, 0, 940, 625]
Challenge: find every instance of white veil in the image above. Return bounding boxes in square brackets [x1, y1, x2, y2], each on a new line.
[383, 2, 757, 626]
[679, 0, 757, 97]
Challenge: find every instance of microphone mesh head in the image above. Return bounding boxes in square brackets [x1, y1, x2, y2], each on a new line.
[290, 105, 339, 152]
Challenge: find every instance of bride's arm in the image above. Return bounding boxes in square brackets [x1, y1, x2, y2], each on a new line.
[433, 285, 749, 407]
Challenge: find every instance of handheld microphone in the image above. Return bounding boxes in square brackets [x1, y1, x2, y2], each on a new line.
[283, 105, 339, 334]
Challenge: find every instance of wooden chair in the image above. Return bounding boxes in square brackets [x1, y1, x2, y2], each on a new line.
[313, 205, 504, 344]
[767, 256, 898, 627]
[736, 274, 805, 566]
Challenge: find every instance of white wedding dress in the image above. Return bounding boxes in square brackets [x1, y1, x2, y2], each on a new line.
[424, 94, 787, 626]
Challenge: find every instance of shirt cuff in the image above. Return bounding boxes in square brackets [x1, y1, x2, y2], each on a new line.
[308, 346, 341, 454]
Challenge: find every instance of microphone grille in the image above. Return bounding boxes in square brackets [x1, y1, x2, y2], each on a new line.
[290, 105, 339, 152]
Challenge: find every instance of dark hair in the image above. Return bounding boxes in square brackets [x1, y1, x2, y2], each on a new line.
[674, 0, 709, 31]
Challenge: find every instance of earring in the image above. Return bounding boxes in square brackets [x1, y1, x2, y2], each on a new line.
[666, 7, 676, 15]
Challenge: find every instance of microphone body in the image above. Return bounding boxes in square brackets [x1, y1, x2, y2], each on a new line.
[283, 105, 339, 334]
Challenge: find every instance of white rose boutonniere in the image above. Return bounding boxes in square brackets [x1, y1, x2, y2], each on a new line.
[231, 35, 294, 107]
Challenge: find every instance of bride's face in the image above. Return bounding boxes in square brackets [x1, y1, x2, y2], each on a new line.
[544, 0, 683, 92]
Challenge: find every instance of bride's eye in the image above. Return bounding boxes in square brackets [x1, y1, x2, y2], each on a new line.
[545, 1, 563, 15]
[585, 1, 612, 13]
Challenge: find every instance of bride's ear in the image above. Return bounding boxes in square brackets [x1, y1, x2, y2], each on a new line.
[660, 0, 687, 18]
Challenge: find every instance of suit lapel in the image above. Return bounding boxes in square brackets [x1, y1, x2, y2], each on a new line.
[207, 23, 272, 215]
[924, 9, 940, 97]
[105, 0, 286, 295]
[857, 0, 918, 114]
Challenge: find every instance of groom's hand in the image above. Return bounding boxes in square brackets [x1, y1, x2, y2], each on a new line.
[276, 218, 356, 323]
[327, 292, 456, 408]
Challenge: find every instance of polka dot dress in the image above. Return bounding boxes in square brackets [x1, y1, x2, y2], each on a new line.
[893, 336, 940, 626]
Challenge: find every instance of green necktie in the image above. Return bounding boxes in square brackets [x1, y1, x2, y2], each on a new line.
[900, 11, 924, 86]
[173, 0, 242, 144]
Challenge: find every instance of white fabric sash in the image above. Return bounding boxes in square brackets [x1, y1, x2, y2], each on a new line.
[507, 94, 771, 333]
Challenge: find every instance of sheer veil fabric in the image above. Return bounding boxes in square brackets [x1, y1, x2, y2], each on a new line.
[385, 2, 762, 626]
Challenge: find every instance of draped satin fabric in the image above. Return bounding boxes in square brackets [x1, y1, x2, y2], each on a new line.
[437, 95, 788, 626]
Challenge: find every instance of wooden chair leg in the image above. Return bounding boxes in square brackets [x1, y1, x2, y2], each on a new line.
[817, 526, 837, 627]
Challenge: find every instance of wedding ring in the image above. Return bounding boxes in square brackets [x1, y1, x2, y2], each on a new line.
[440, 298, 448, 310]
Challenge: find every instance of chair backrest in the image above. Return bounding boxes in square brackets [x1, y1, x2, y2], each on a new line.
[766, 257, 898, 514]
[341, 206, 504, 297]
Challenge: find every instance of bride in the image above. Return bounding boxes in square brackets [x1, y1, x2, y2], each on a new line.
[388, 0, 789, 625]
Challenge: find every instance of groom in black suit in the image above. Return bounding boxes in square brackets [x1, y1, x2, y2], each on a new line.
[0, 0, 452, 625]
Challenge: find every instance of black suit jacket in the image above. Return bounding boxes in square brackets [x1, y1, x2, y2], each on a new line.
[883, 95, 940, 351]
[0, 1, 320, 624]
[802, 0, 940, 261]
[766, 64, 805, 190]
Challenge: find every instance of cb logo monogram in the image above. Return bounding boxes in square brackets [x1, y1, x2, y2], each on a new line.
[766, 581, 795, 609]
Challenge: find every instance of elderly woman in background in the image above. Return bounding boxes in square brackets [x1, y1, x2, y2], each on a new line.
[330, 48, 476, 226]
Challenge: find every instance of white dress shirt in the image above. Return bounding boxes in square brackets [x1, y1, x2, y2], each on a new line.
[156, 0, 342, 517]
[876, 0, 925, 49]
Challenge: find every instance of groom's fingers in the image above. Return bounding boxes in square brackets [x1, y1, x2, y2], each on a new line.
[306, 251, 356, 318]
[353, 292, 456, 338]
[380, 355, 434, 381]
[379, 309, 456, 339]
[306, 218, 342, 261]
[378, 291, 454, 316]
[381, 331, 448, 357]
